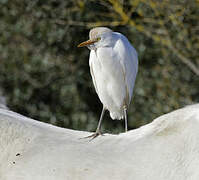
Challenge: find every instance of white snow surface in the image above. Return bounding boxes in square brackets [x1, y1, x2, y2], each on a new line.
[0, 104, 199, 180]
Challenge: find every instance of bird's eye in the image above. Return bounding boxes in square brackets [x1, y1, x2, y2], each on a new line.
[96, 37, 101, 41]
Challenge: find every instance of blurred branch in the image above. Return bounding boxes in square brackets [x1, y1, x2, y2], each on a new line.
[107, 0, 199, 76]
[55, 20, 125, 27]
[48, 0, 199, 76]
[169, 46, 199, 76]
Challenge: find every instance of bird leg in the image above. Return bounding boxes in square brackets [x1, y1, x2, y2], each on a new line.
[123, 106, 128, 132]
[83, 107, 106, 140]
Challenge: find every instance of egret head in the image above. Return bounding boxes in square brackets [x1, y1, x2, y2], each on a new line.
[77, 27, 113, 50]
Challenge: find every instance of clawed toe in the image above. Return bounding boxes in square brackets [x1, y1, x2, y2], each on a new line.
[80, 131, 104, 140]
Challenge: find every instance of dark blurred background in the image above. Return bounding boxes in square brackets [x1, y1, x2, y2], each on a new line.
[0, 0, 198, 133]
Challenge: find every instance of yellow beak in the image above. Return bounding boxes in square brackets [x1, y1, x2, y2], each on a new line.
[77, 39, 97, 47]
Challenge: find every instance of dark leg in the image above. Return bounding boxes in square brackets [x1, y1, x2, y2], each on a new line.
[123, 106, 128, 132]
[83, 106, 106, 140]
[95, 106, 106, 133]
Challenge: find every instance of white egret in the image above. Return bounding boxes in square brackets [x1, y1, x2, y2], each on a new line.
[78, 27, 138, 138]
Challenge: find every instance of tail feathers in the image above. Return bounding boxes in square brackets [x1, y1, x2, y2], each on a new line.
[110, 111, 123, 120]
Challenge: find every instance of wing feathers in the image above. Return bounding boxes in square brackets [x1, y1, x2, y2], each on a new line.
[114, 33, 138, 106]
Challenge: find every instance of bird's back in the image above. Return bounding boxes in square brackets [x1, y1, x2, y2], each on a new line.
[113, 32, 138, 100]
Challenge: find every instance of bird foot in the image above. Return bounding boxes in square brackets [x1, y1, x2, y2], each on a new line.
[80, 131, 104, 141]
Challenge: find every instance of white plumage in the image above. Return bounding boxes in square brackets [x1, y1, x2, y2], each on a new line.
[78, 27, 138, 137]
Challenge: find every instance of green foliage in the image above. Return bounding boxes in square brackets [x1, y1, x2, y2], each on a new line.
[0, 0, 198, 133]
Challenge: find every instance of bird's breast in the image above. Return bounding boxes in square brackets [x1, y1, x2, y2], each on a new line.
[96, 47, 120, 76]
[89, 48, 126, 119]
